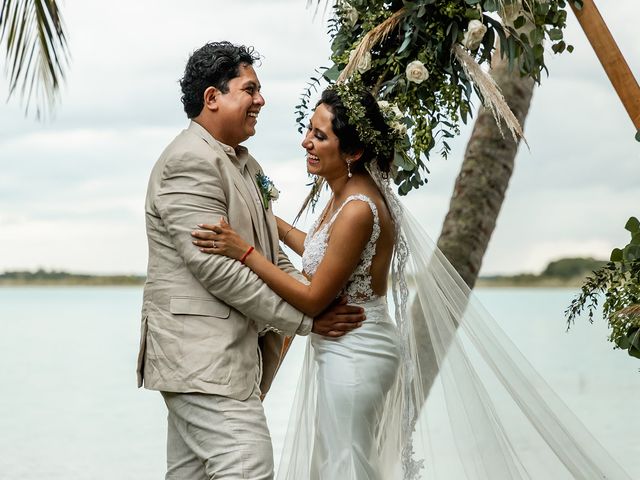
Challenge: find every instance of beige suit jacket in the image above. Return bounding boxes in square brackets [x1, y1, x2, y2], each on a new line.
[137, 121, 311, 400]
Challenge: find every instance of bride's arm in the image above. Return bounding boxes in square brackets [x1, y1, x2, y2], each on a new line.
[192, 203, 373, 317]
[276, 216, 305, 257]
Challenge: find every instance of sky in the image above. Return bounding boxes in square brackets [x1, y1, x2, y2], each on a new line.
[0, 0, 638, 276]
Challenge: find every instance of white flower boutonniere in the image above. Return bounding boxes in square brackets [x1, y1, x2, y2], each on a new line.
[255, 172, 279, 210]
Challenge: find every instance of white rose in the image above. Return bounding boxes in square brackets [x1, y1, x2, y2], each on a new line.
[462, 20, 487, 51]
[269, 185, 279, 201]
[343, 4, 358, 28]
[405, 60, 429, 84]
[349, 49, 372, 74]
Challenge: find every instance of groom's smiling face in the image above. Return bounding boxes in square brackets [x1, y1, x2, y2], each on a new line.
[213, 63, 265, 147]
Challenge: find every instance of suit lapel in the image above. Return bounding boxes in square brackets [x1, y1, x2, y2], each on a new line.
[245, 159, 277, 261]
[187, 122, 265, 253]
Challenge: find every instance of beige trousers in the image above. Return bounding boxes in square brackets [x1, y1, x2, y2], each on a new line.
[161, 386, 274, 480]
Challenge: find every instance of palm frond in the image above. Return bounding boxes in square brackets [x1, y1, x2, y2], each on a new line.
[0, 0, 70, 119]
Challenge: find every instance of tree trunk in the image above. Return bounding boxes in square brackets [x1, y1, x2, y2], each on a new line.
[412, 53, 535, 394]
[437, 54, 535, 288]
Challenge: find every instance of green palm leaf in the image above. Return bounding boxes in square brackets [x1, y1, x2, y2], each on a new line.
[0, 0, 69, 118]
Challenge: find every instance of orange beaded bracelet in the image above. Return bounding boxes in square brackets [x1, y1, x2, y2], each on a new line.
[240, 246, 255, 264]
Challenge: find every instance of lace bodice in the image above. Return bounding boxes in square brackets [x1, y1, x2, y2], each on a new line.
[302, 194, 381, 303]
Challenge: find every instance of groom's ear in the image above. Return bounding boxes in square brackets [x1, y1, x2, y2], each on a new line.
[203, 86, 220, 112]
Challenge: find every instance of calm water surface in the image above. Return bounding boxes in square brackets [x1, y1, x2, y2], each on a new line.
[0, 287, 637, 479]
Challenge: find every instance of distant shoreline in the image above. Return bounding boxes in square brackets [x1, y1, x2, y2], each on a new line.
[0, 281, 145, 287]
[475, 277, 583, 288]
[0, 275, 584, 288]
[0, 271, 145, 287]
[1, 258, 602, 288]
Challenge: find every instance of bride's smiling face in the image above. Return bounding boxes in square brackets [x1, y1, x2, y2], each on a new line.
[302, 103, 348, 180]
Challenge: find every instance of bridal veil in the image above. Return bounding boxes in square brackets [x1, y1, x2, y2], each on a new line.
[275, 165, 631, 479]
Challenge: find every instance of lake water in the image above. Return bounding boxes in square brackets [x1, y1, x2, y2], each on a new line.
[0, 287, 637, 479]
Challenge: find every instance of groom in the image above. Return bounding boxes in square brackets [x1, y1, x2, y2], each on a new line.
[137, 41, 364, 479]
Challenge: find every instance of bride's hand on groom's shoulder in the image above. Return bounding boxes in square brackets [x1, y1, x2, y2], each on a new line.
[311, 296, 365, 338]
[191, 217, 250, 261]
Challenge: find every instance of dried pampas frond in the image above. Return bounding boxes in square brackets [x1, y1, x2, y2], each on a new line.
[338, 8, 406, 83]
[453, 45, 527, 145]
[613, 304, 640, 319]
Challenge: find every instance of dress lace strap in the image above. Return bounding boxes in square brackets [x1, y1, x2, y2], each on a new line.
[302, 193, 383, 303]
[325, 194, 380, 240]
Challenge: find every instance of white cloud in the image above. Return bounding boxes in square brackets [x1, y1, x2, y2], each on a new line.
[0, 0, 638, 275]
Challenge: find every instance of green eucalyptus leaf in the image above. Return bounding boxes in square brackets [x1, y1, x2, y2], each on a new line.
[552, 41, 566, 54]
[549, 28, 563, 41]
[530, 27, 544, 45]
[625, 216, 640, 234]
[323, 65, 341, 81]
[465, 8, 481, 20]
[628, 345, 640, 359]
[484, 0, 498, 11]
[624, 245, 640, 262]
[616, 334, 631, 350]
[398, 32, 413, 54]
[610, 248, 624, 262]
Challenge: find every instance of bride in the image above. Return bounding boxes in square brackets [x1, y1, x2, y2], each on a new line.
[191, 81, 632, 479]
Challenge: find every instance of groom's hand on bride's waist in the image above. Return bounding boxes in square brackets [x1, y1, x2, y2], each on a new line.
[311, 296, 365, 338]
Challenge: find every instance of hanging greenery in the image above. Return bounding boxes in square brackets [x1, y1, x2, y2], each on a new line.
[566, 217, 640, 360]
[298, 0, 581, 195]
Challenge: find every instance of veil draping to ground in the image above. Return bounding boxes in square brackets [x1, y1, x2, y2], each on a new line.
[275, 166, 632, 479]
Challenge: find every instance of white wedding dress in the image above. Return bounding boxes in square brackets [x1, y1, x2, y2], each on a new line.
[275, 169, 632, 480]
[304, 194, 401, 479]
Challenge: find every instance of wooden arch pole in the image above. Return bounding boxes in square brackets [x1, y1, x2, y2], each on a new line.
[570, 0, 640, 140]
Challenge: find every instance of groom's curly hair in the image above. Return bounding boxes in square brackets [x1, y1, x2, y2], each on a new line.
[180, 41, 261, 118]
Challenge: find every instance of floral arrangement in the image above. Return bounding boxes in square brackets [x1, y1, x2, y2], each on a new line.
[255, 172, 280, 210]
[299, 0, 582, 195]
[566, 217, 640, 360]
[329, 79, 409, 160]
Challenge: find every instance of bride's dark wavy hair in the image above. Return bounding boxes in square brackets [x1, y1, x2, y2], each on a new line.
[317, 87, 393, 174]
[294, 86, 394, 222]
[180, 41, 260, 118]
